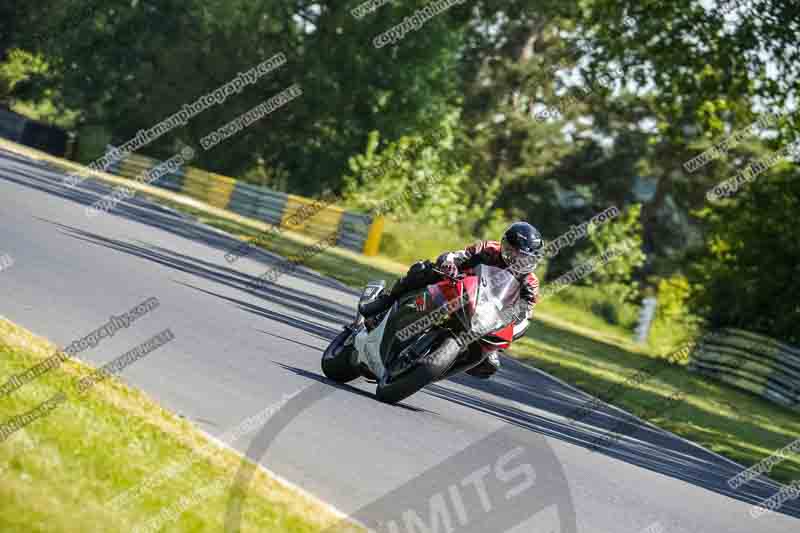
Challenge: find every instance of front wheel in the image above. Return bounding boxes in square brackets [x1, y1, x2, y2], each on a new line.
[322, 328, 360, 383]
[376, 336, 461, 404]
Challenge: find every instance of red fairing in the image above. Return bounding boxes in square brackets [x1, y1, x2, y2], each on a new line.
[439, 241, 541, 314]
[425, 267, 517, 353]
[453, 268, 512, 348]
[480, 324, 513, 352]
[489, 324, 514, 342]
[432, 275, 479, 315]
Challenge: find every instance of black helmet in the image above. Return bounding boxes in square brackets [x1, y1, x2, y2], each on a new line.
[501, 221, 543, 275]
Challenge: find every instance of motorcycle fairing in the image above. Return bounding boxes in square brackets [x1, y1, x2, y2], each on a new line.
[353, 310, 391, 380]
[357, 265, 524, 382]
[378, 288, 439, 363]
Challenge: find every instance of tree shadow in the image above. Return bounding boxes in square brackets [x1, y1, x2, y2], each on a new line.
[38, 220, 356, 331]
[0, 151, 353, 295]
[422, 346, 800, 518]
[516, 319, 800, 443]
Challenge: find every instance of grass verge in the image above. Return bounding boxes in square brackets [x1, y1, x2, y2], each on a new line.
[0, 318, 360, 533]
[512, 318, 800, 485]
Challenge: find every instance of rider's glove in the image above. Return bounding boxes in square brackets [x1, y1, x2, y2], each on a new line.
[436, 254, 459, 278]
[442, 261, 458, 279]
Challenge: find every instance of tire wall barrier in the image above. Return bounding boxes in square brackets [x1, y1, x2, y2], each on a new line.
[0, 109, 69, 158]
[110, 153, 383, 255]
[689, 328, 800, 412]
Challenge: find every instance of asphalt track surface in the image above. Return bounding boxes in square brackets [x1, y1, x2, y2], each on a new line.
[1, 148, 798, 533]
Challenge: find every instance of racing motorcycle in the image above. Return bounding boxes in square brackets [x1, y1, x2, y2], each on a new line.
[321, 264, 530, 404]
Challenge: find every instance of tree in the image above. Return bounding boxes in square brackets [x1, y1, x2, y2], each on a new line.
[690, 164, 800, 344]
[4, 0, 468, 194]
[575, 203, 646, 302]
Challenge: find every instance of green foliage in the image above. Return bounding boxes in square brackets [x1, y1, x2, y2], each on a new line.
[477, 209, 514, 241]
[647, 274, 699, 354]
[379, 219, 473, 265]
[74, 125, 111, 163]
[592, 300, 620, 325]
[0, 49, 47, 103]
[342, 114, 481, 227]
[690, 167, 800, 345]
[240, 161, 290, 192]
[579, 0, 799, 145]
[4, 0, 469, 194]
[656, 274, 693, 323]
[575, 204, 646, 302]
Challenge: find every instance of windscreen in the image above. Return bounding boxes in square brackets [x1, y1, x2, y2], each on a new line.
[469, 265, 522, 335]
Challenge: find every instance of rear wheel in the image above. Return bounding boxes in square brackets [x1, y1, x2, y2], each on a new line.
[321, 328, 360, 383]
[376, 336, 461, 404]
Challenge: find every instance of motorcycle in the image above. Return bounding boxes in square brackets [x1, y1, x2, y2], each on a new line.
[321, 264, 530, 404]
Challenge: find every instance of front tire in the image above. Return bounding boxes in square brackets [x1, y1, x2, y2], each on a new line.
[322, 328, 360, 383]
[376, 336, 461, 404]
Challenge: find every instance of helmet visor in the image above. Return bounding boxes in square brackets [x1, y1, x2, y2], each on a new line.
[501, 237, 539, 275]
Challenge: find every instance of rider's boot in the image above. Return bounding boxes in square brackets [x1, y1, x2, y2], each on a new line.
[359, 260, 436, 319]
[465, 351, 501, 379]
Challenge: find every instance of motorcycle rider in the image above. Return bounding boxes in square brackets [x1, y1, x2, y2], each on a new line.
[359, 222, 544, 379]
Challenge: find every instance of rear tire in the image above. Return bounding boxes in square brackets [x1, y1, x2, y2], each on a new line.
[322, 328, 360, 383]
[376, 336, 461, 404]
